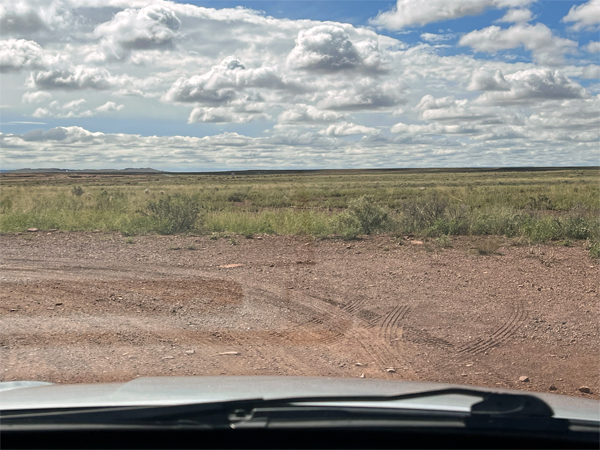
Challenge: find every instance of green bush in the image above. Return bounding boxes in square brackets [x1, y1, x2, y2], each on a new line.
[340, 195, 392, 236]
[71, 186, 84, 197]
[526, 194, 553, 210]
[145, 194, 201, 234]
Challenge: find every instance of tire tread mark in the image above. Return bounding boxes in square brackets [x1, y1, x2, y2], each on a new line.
[456, 302, 525, 355]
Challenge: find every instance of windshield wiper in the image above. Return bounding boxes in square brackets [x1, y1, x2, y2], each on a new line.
[1, 387, 563, 429]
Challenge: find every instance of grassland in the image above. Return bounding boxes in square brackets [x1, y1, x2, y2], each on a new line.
[1, 168, 598, 256]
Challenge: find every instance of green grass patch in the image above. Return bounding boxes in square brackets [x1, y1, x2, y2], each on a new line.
[1, 168, 598, 256]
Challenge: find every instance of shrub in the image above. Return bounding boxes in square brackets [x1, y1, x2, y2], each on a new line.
[527, 194, 553, 210]
[228, 192, 247, 202]
[435, 234, 452, 248]
[71, 186, 84, 196]
[587, 239, 600, 258]
[95, 190, 127, 212]
[476, 238, 501, 255]
[146, 194, 201, 234]
[1, 196, 13, 213]
[344, 195, 391, 235]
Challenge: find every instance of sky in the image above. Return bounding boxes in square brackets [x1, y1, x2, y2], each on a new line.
[0, 0, 599, 171]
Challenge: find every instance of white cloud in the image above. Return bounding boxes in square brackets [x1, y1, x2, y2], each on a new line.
[163, 56, 293, 105]
[0, 39, 47, 73]
[1, 0, 598, 170]
[495, 8, 532, 24]
[29, 66, 113, 90]
[88, 4, 181, 62]
[472, 68, 589, 104]
[391, 121, 480, 135]
[420, 33, 454, 43]
[278, 104, 344, 123]
[22, 91, 52, 104]
[0, 1, 73, 37]
[30, 99, 124, 118]
[319, 121, 378, 136]
[585, 41, 600, 54]
[369, 0, 533, 30]
[287, 25, 363, 72]
[62, 98, 86, 111]
[96, 101, 125, 113]
[318, 80, 406, 111]
[581, 65, 600, 79]
[459, 23, 577, 65]
[467, 68, 511, 91]
[562, 0, 600, 31]
[188, 106, 266, 123]
[416, 95, 456, 110]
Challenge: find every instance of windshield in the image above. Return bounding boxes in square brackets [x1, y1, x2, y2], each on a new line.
[0, 0, 598, 403]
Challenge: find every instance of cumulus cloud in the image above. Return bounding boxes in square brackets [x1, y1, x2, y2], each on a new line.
[0, 39, 47, 73]
[287, 25, 363, 72]
[1, 0, 598, 169]
[391, 121, 479, 135]
[278, 104, 344, 123]
[495, 8, 532, 23]
[22, 91, 52, 104]
[31, 99, 124, 118]
[370, 0, 533, 30]
[467, 68, 511, 91]
[163, 56, 293, 105]
[581, 65, 600, 79]
[0, 1, 73, 36]
[416, 95, 456, 110]
[420, 33, 455, 43]
[472, 68, 589, 104]
[188, 106, 266, 123]
[29, 66, 113, 90]
[96, 101, 125, 113]
[318, 122, 378, 136]
[88, 4, 181, 62]
[459, 23, 577, 65]
[562, 0, 600, 31]
[585, 41, 600, 54]
[20, 126, 101, 142]
[318, 81, 405, 110]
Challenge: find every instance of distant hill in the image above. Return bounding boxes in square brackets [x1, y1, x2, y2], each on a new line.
[7, 168, 164, 174]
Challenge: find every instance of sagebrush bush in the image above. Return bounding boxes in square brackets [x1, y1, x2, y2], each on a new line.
[337, 195, 392, 237]
[145, 194, 201, 234]
[71, 186, 84, 197]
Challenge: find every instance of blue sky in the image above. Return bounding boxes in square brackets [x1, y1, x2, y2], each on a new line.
[1, 0, 599, 170]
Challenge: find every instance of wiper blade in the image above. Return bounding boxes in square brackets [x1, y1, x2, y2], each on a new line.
[1, 387, 556, 426]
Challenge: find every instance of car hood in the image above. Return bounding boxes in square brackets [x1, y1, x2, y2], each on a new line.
[1, 376, 598, 422]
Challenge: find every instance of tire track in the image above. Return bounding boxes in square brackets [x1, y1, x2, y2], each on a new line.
[259, 286, 405, 369]
[378, 305, 410, 343]
[456, 301, 526, 355]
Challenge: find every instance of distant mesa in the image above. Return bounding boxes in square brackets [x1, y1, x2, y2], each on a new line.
[6, 168, 164, 174]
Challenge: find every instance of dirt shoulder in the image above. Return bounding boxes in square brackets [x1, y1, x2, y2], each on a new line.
[1, 231, 598, 399]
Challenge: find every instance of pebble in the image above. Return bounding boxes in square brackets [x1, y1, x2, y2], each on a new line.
[579, 386, 591, 394]
[185, 350, 195, 355]
[27, 228, 38, 232]
[385, 368, 396, 373]
[549, 385, 557, 391]
[519, 376, 530, 382]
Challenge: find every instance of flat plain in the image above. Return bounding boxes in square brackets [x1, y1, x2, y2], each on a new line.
[1, 168, 598, 398]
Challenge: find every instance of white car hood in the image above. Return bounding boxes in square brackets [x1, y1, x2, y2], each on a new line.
[1, 376, 598, 422]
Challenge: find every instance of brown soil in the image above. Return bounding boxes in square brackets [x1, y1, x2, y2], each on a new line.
[1, 232, 598, 399]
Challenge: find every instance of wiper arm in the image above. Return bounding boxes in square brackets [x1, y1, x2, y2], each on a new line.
[1, 387, 558, 427]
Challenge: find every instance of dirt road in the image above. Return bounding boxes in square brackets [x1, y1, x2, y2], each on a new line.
[1, 232, 598, 398]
